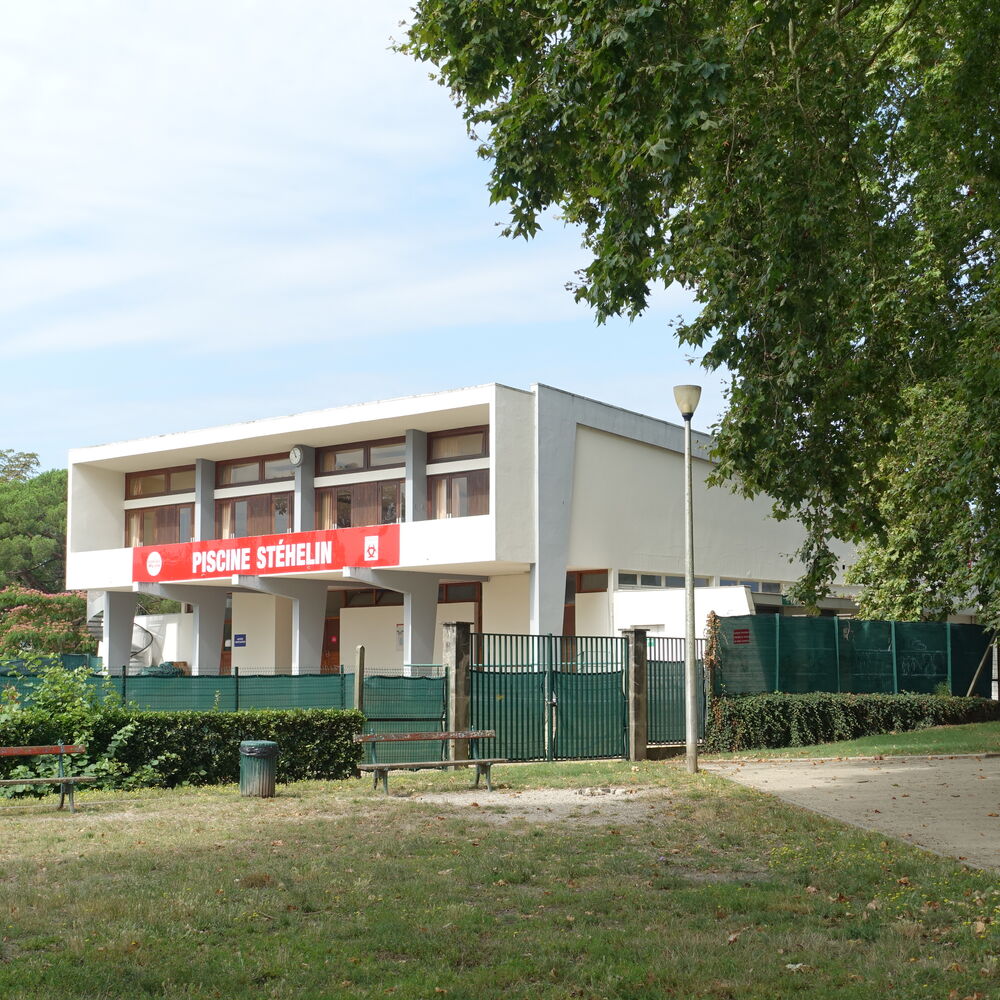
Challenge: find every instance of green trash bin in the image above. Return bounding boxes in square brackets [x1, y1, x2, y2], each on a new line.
[239, 740, 278, 798]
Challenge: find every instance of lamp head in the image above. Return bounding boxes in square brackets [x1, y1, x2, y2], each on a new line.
[673, 384, 702, 420]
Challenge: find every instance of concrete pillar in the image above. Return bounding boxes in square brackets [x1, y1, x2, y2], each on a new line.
[403, 575, 439, 671]
[194, 459, 215, 541]
[292, 446, 316, 532]
[624, 629, 648, 761]
[231, 576, 327, 675]
[405, 429, 427, 522]
[103, 591, 138, 676]
[134, 583, 226, 675]
[443, 621, 471, 760]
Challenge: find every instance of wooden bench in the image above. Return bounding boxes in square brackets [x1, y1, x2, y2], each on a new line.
[0, 745, 96, 813]
[354, 730, 506, 794]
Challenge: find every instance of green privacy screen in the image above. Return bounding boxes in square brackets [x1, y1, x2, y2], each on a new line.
[715, 616, 993, 697]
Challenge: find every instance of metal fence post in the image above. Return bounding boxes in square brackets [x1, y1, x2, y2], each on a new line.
[234, 666, 240, 712]
[624, 629, 647, 761]
[946, 622, 953, 694]
[833, 617, 841, 693]
[353, 645, 365, 713]
[121, 666, 127, 705]
[890, 621, 898, 693]
[774, 615, 781, 692]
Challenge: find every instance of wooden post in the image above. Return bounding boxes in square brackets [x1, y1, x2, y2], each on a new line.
[443, 622, 471, 762]
[353, 645, 365, 713]
[624, 629, 648, 761]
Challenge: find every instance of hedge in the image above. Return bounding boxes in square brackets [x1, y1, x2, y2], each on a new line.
[0, 707, 364, 789]
[704, 692, 1000, 753]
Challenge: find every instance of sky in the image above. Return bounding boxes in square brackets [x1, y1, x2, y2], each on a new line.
[0, 2, 724, 472]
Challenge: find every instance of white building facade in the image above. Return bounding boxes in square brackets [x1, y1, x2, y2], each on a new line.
[66, 383, 856, 674]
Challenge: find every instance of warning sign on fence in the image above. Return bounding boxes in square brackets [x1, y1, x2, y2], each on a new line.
[733, 628, 751, 645]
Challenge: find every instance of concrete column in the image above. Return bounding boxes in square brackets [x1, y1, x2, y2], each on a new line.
[405, 429, 427, 523]
[231, 576, 327, 675]
[443, 621, 471, 760]
[134, 583, 226, 675]
[194, 459, 215, 541]
[342, 567, 487, 677]
[292, 446, 316, 532]
[403, 575, 439, 671]
[624, 629, 648, 761]
[103, 591, 138, 676]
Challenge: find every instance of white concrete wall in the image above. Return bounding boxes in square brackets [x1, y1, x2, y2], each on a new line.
[341, 602, 478, 668]
[481, 574, 530, 634]
[134, 612, 194, 667]
[65, 548, 133, 591]
[492, 385, 535, 564]
[575, 590, 612, 636]
[612, 586, 755, 637]
[231, 593, 292, 673]
[68, 464, 125, 553]
[568, 426, 853, 585]
[397, 515, 495, 569]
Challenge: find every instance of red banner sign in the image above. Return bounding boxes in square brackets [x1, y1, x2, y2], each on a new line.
[132, 525, 400, 583]
[733, 628, 751, 645]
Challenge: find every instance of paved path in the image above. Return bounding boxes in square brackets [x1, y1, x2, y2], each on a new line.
[704, 754, 1000, 869]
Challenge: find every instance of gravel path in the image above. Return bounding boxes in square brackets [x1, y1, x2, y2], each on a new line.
[703, 754, 1000, 869]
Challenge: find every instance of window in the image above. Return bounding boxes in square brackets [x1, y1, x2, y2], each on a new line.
[619, 572, 710, 589]
[618, 572, 639, 587]
[126, 504, 194, 546]
[428, 426, 488, 462]
[315, 481, 404, 529]
[344, 588, 404, 608]
[215, 493, 293, 538]
[217, 454, 296, 487]
[439, 582, 481, 603]
[640, 574, 663, 587]
[317, 437, 406, 475]
[427, 469, 489, 518]
[761, 581, 783, 594]
[664, 575, 712, 588]
[566, 570, 608, 594]
[126, 466, 196, 499]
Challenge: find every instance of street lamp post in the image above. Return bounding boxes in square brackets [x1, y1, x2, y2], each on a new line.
[673, 384, 702, 774]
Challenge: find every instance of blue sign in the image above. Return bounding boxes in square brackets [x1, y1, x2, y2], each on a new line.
[233, 634, 247, 648]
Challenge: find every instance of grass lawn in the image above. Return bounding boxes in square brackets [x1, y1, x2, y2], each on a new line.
[705, 720, 1000, 761]
[1, 760, 997, 999]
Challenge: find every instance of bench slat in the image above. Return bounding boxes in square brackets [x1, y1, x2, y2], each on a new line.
[359, 758, 507, 771]
[354, 730, 494, 744]
[0, 745, 86, 757]
[0, 776, 97, 785]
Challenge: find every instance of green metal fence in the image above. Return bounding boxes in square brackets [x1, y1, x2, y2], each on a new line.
[357, 667, 448, 764]
[715, 615, 994, 696]
[647, 636, 706, 743]
[470, 633, 627, 761]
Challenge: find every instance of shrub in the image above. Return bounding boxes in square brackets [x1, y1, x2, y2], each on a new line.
[704, 692, 1000, 753]
[0, 705, 364, 792]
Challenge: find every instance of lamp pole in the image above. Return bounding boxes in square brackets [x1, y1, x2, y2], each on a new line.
[673, 384, 702, 774]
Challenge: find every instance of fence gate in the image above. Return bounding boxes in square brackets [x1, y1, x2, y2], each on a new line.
[470, 634, 627, 762]
[647, 636, 706, 743]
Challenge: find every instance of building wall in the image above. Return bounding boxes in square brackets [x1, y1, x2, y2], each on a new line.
[567, 425, 852, 585]
[481, 574, 530, 634]
[575, 590, 612, 636]
[612, 587, 755, 637]
[231, 593, 292, 673]
[341, 602, 477, 668]
[492, 385, 535, 564]
[68, 465, 125, 553]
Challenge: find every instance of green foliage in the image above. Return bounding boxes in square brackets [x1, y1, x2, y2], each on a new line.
[0, 450, 39, 483]
[0, 468, 68, 592]
[705, 692, 1000, 753]
[0, 587, 96, 657]
[400, 2, 1000, 618]
[0, 705, 364, 793]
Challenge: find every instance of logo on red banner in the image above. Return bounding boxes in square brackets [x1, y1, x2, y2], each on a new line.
[132, 525, 400, 583]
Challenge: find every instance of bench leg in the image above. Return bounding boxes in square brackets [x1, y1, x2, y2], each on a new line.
[381, 769, 389, 795]
[58, 782, 76, 813]
[474, 764, 493, 792]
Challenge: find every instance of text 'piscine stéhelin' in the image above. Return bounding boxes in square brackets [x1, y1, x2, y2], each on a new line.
[191, 539, 336, 575]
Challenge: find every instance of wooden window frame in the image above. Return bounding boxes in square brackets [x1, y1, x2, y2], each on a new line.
[214, 491, 294, 539]
[426, 425, 490, 463]
[426, 469, 490, 519]
[315, 479, 405, 530]
[125, 503, 195, 547]
[568, 570, 609, 594]
[125, 465, 197, 500]
[215, 452, 296, 489]
[316, 435, 406, 476]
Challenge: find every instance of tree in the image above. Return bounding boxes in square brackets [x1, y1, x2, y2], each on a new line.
[0, 468, 68, 593]
[0, 450, 39, 483]
[0, 586, 96, 658]
[400, 1, 1000, 621]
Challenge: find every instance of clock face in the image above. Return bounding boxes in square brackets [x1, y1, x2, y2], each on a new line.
[289, 446, 303, 467]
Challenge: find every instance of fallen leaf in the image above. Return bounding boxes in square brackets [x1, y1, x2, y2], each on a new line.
[805, 885, 819, 894]
[727, 931, 742, 945]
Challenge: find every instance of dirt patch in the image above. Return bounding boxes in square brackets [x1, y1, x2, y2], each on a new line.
[704, 754, 1000, 870]
[409, 785, 665, 825]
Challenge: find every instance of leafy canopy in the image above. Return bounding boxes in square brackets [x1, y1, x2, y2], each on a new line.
[400, 1, 1000, 622]
[0, 462, 68, 593]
